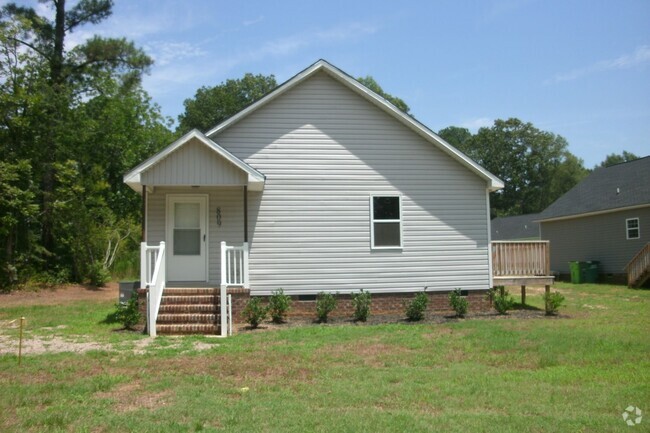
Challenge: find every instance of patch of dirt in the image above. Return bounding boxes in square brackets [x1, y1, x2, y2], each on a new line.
[95, 381, 172, 413]
[0, 283, 119, 307]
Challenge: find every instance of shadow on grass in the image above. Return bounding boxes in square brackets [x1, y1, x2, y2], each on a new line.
[513, 303, 543, 311]
[100, 310, 121, 325]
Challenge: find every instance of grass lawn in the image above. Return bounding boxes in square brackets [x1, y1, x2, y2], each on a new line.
[0, 282, 648, 432]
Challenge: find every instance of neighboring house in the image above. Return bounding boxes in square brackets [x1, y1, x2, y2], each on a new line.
[538, 156, 650, 282]
[491, 213, 541, 240]
[124, 60, 503, 333]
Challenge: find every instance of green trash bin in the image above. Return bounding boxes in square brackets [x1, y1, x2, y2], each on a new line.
[569, 261, 585, 283]
[584, 261, 600, 283]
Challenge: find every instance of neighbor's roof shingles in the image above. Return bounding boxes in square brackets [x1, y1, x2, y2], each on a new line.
[538, 156, 650, 221]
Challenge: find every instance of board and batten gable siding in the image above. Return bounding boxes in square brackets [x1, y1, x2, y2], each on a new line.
[213, 70, 491, 295]
[146, 186, 245, 283]
[141, 137, 247, 186]
[541, 206, 650, 274]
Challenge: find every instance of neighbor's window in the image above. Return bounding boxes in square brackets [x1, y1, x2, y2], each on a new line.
[371, 196, 402, 248]
[626, 218, 640, 240]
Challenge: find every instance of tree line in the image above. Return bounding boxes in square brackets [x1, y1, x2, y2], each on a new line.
[0, 0, 639, 289]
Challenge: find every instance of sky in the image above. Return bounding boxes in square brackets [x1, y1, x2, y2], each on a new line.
[10, 0, 650, 167]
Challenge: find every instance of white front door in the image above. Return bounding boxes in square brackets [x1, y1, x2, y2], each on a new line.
[166, 195, 208, 282]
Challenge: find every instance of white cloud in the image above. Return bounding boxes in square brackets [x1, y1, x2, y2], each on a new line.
[460, 117, 493, 131]
[243, 16, 264, 26]
[144, 41, 207, 67]
[548, 45, 650, 84]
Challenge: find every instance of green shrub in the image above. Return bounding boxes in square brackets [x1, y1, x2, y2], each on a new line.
[87, 262, 110, 287]
[114, 292, 141, 330]
[449, 288, 468, 318]
[405, 291, 428, 321]
[243, 297, 269, 328]
[543, 291, 566, 315]
[316, 292, 337, 323]
[351, 289, 371, 322]
[490, 286, 515, 314]
[268, 288, 292, 324]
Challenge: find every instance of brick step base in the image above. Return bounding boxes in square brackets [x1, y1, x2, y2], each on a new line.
[157, 313, 218, 323]
[163, 288, 219, 296]
[156, 323, 220, 335]
[155, 288, 221, 335]
[161, 295, 218, 305]
[159, 304, 217, 314]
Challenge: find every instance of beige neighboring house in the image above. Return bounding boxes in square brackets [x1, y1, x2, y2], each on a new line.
[538, 156, 650, 284]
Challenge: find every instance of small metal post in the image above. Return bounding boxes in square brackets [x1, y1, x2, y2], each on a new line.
[18, 317, 25, 366]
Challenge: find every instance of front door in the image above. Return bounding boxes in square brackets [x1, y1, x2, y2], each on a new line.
[166, 195, 208, 282]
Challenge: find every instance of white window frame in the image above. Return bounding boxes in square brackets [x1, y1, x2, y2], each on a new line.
[370, 195, 403, 250]
[626, 218, 640, 240]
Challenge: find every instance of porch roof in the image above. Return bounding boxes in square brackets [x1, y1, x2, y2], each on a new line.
[123, 129, 265, 192]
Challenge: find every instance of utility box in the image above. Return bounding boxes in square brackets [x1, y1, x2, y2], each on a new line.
[119, 281, 140, 304]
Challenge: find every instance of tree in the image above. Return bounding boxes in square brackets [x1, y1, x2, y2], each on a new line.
[356, 76, 410, 114]
[1, 0, 152, 257]
[0, 1, 171, 287]
[466, 118, 587, 216]
[597, 151, 639, 168]
[438, 126, 473, 154]
[178, 73, 277, 133]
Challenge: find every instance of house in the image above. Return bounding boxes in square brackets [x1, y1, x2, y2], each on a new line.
[124, 60, 504, 335]
[538, 156, 650, 284]
[491, 213, 541, 240]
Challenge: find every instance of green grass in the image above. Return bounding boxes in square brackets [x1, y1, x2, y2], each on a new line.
[1, 283, 649, 432]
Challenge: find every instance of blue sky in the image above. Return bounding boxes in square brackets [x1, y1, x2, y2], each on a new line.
[17, 0, 650, 167]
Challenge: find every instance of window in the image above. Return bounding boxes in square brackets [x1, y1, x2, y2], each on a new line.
[626, 218, 640, 240]
[371, 196, 402, 248]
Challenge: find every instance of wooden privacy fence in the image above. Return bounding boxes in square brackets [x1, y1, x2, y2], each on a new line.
[492, 241, 550, 276]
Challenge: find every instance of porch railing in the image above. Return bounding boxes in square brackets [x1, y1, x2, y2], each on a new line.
[220, 241, 249, 337]
[624, 242, 650, 287]
[140, 241, 166, 337]
[491, 241, 550, 276]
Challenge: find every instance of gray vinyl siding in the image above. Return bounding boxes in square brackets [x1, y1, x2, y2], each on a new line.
[141, 138, 247, 186]
[540, 206, 650, 274]
[213, 71, 491, 295]
[146, 186, 246, 284]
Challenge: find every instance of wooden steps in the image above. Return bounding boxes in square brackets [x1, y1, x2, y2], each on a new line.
[156, 288, 220, 335]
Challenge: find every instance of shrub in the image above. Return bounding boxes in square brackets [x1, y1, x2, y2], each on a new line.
[87, 261, 110, 287]
[449, 288, 468, 318]
[316, 292, 337, 323]
[490, 286, 515, 314]
[242, 297, 268, 328]
[114, 292, 141, 330]
[268, 288, 292, 324]
[543, 291, 565, 315]
[405, 291, 428, 321]
[351, 289, 371, 322]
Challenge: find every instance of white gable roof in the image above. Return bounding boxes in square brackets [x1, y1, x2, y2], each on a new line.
[206, 59, 504, 191]
[123, 129, 265, 192]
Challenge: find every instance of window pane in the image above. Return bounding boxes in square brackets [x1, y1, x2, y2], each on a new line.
[628, 229, 639, 239]
[373, 197, 400, 220]
[374, 222, 401, 247]
[627, 219, 638, 229]
[175, 203, 200, 228]
[174, 229, 200, 255]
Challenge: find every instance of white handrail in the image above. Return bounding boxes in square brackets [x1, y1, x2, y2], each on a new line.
[220, 241, 249, 337]
[141, 241, 166, 337]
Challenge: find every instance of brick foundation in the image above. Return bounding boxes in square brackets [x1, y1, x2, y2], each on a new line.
[230, 290, 491, 323]
[137, 288, 148, 332]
